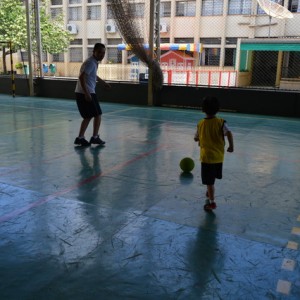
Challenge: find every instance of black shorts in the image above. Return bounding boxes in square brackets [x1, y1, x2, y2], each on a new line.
[75, 93, 102, 119]
[201, 163, 223, 185]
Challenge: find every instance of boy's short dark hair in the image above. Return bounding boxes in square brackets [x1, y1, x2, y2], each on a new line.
[202, 96, 220, 115]
[93, 43, 105, 51]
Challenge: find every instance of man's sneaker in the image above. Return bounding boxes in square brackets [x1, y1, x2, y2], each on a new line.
[90, 135, 105, 145]
[74, 137, 90, 146]
[203, 200, 217, 211]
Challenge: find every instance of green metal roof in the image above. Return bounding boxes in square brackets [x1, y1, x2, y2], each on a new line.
[240, 39, 300, 51]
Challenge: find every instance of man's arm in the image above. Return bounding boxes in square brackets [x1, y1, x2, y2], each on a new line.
[79, 71, 92, 101]
[97, 76, 111, 89]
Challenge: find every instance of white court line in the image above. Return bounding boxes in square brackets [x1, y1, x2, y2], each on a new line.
[291, 227, 300, 236]
[276, 280, 291, 295]
[0, 101, 299, 134]
[0, 102, 138, 116]
[281, 258, 296, 271]
[287, 241, 299, 250]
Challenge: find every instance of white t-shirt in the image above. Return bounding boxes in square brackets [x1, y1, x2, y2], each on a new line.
[75, 56, 98, 94]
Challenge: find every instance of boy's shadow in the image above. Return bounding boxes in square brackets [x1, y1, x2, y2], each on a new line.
[189, 212, 223, 296]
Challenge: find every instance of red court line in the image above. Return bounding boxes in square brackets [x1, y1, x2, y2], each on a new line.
[0, 124, 163, 177]
[0, 145, 167, 224]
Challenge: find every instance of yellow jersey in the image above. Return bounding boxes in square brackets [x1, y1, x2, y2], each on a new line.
[196, 117, 225, 163]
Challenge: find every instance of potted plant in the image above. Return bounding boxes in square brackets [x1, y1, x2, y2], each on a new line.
[15, 62, 24, 74]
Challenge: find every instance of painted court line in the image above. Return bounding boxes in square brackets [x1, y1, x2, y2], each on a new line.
[0, 145, 167, 224]
[0, 151, 75, 177]
[0, 120, 70, 135]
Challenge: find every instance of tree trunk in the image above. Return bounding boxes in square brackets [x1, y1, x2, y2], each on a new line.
[2, 46, 7, 74]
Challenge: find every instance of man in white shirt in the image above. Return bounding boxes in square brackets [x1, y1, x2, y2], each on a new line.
[74, 43, 111, 146]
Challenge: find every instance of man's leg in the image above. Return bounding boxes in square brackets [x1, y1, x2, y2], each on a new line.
[92, 115, 101, 137]
[79, 118, 92, 137]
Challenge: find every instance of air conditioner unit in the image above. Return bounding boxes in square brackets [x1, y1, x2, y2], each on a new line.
[160, 23, 168, 33]
[67, 24, 77, 34]
[106, 24, 116, 33]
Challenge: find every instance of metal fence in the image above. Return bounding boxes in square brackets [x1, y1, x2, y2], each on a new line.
[1, 0, 300, 91]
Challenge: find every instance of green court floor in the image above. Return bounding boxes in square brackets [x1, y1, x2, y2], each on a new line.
[0, 94, 299, 299]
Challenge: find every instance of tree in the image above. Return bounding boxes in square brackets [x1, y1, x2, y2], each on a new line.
[0, 0, 72, 73]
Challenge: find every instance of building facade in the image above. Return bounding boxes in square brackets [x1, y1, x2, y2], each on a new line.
[43, 0, 300, 81]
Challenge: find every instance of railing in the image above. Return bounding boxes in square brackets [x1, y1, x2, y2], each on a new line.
[5, 62, 238, 88]
[162, 70, 237, 87]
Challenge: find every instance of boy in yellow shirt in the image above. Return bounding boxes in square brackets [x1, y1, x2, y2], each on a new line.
[194, 96, 234, 211]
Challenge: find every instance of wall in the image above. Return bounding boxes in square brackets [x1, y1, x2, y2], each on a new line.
[0, 77, 299, 118]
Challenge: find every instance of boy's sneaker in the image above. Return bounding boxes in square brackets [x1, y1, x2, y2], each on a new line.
[90, 135, 105, 145]
[74, 137, 90, 146]
[203, 200, 217, 211]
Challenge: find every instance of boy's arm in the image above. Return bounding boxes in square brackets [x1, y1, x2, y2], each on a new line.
[226, 131, 234, 152]
[194, 128, 199, 142]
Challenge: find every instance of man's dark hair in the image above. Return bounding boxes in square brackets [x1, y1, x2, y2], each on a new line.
[93, 43, 105, 51]
[202, 96, 220, 115]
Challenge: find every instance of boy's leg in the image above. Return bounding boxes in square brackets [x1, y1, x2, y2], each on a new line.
[202, 163, 217, 211]
[207, 184, 215, 201]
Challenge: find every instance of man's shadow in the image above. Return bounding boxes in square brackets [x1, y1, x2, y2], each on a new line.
[74, 146, 104, 205]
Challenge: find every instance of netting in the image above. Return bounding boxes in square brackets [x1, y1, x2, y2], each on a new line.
[1, 0, 300, 91]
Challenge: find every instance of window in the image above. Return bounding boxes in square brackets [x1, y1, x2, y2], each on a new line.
[224, 48, 235, 66]
[161, 2, 171, 17]
[70, 48, 83, 62]
[69, 7, 82, 20]
[87, 47, 94, 57]
[282, 52, 300, 78]
[51, 0, 62, 5]
[228, 0, 251, 15]
[257, 0, 281, 14]
[88, 39, 101, 45]
[69, 0, 81, 4]
[174, 37, 194, 43]
[176, 1, 196, 16]
[88, 0, 100, 3]
[107, 5, 114, 19]
[107, 48, 122, 63]
[51, 7, 63, 18]
[53, 53, 64, 62]
[87, 5, 101, 20]
[70, 39, 82, 45]
[107, 38, 122, 45]
[226, 37, 238, 45]
[202, 0, 223, 16]
[161, 38, 170, 43]
[21, 51, 29, 61]
[288, 0, 300, 12]
[201, 48, 220, 66]
[200, 37, 221, 44]
[129, 3, 145, 17]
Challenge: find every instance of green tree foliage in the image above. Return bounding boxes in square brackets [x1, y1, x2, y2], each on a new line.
[0, 0, 72, 72]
